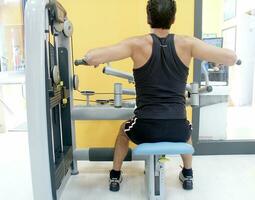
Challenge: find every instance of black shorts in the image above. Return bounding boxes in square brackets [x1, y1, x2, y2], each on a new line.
[124, 117, 192, 145]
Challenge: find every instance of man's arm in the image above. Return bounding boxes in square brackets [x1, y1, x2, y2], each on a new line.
[83, 39, 133, 66]
[190, 37, 237, 66]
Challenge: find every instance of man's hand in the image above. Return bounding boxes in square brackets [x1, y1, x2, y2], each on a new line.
[82, 54, 99, 68]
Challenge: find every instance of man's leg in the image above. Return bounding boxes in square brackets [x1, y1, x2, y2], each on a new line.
[181, 137, 192, 169]
[179, 136, 193, 190]
[110, 122, 130, 192]
[113, 123, 130, 171]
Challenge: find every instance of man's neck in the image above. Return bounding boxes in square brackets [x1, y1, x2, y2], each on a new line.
[151, 28, 170, 38]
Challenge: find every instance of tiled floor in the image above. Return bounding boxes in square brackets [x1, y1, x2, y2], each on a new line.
[0, 133, 33, 200]
[1, 133, 255, 200]
[61, 156, 255, 200]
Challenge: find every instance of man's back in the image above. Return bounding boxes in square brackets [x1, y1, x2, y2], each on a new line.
[131, 34, 192, 70]
[130, 33, 236, 70]
[131, 33, 189, 119]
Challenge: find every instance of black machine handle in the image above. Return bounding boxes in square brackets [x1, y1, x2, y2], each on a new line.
[199, 85, 213, 93]
[74, 59, 88, 66]
[236, 59, 242, 66]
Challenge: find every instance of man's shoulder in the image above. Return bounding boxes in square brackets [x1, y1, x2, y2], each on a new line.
[126, 34, 194, 44]
[124, 34, 152, 47]
[174, 34, 194, 46]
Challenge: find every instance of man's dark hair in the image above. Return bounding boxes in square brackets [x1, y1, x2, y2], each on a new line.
[147, 0, 176, 29]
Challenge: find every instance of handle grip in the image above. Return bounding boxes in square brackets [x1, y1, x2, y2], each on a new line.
[199, 86, 213, 93]
[236, 59, 242, 65]
[74, 59, 88, 66]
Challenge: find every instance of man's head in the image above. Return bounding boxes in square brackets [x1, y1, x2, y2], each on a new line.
[147, 0, 176, 29]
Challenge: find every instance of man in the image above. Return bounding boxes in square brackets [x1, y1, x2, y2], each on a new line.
[81, 0, 237, 192]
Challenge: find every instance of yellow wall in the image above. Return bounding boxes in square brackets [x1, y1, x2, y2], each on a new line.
[203, 0, 224, 37]
[59, 0, 195, 148]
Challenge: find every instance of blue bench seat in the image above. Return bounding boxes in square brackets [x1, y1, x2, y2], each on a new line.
[133, 142, 194, 156]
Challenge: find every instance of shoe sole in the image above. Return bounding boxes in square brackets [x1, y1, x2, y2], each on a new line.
[179, 177, 193, 190]
[109, 186, 119, 192]
[109, 176, 123, 192]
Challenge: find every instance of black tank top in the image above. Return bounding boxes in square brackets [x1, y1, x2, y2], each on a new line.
[133, 34, 189, 119]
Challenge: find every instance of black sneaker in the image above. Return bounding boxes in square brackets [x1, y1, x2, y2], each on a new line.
[109, 175, 122, 192]
[179, 171, 193, 190]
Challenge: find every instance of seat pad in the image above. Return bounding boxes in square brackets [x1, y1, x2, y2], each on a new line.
[133, 142, 194, 156]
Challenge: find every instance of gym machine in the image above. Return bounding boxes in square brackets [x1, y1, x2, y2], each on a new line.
[25, 1, 76, 199]
[25, 1, 241, 199]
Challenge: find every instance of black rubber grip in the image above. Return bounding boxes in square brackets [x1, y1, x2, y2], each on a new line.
[74, 59, 88, 66]
[236, 59, 242, 65]
[89, 148, 132, 162]
[102, 67, 106, 73]
[206, 86, 213, 92]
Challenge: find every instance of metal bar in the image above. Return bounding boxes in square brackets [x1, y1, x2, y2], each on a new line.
[201, 62, 210, 86]
[53, 31, 60, 66]
[45, 9, 51, 80]
[103, 66, 134, 83]
[148, 155, 154, 199]
[114, 83, 122, 108]
[122, 101, 136, 108]
[122, 88, 136, 96]
[49, 109, 56, 163]
[154, 155, 160, 196]
[192, 0, 203, 146]
[71, 106, 134, 120]
[58, 104, 64, 152]
[194, 141, 255, 155]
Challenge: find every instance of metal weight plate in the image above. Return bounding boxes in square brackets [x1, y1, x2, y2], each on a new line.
[63, 20, 73, 37]
[73, 74, 79, 90]
[52, 65, 61, 85]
